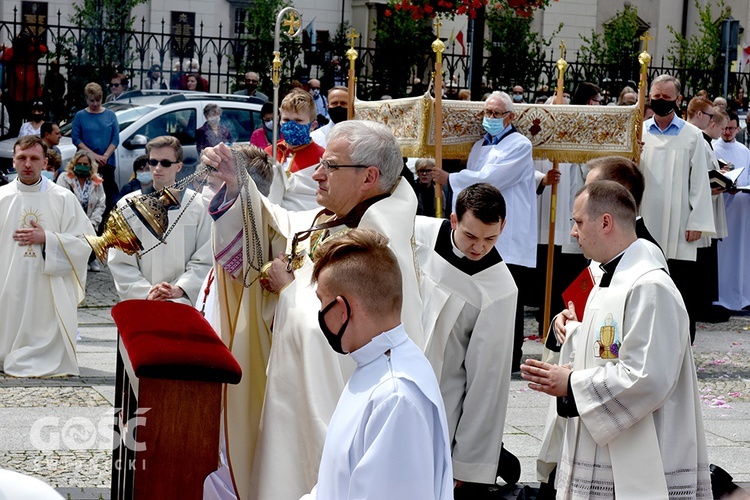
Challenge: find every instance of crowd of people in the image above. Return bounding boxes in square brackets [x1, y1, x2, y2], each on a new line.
[3, 66, 750, 500]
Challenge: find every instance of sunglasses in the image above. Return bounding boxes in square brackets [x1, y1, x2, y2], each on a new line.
[147, 158, 178, 167]
[109, 83, 122, 87]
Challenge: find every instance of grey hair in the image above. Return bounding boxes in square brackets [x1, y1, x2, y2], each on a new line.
[488, 91, 515, 114]
[203, 103, 221, 117]
[326, 120, 403, 191]
[651, 74, 682, 96]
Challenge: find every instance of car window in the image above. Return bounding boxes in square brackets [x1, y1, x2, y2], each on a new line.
[133, 109, 197, 145]
[221, 107, 261, 143]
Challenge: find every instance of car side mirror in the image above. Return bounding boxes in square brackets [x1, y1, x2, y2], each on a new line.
[123, 134, 148, 150]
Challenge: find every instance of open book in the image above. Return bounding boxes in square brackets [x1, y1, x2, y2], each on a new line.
[710, 166, 745, 191]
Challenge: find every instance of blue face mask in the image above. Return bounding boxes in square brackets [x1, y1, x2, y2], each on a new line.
[41, 170, 55, 180]
[136, 171, 152, 184]
[482, 116, 506, 137]
[281, 120, 313, 147]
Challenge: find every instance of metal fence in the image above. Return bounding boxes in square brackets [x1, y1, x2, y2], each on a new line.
[0, 7, 747, 125]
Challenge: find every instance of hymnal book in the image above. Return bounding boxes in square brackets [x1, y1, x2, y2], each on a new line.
[710, 166, 744, 191]
[562, 267, 594, 322]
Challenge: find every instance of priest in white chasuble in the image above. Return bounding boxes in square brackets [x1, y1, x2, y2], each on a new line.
[202, 120, 423, 500]
[0, 136, 94, 377]
[522, 181, 711, 499]
[415, 183, 517, 496]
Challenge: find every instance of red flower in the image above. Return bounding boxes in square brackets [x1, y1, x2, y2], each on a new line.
[385, 8, 392, 16]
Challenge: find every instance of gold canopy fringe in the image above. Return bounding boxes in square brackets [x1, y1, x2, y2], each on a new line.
[354, 95, 642, 163]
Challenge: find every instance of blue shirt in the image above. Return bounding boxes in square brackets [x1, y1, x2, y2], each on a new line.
[72, 108, 120, 165]
[483, 123, 513, 145]
[644, 114, 685, 136]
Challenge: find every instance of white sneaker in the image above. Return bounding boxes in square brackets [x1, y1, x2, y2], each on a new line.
[89, 260, 104, 272]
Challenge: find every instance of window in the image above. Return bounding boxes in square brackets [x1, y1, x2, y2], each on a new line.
[221, 107, 261, 143]
[133, 109, 197, 145]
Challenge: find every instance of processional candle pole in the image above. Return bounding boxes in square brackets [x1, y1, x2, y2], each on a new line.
[636, 31, 653, 165]
[346, 28, 359, 120]
[542, 40, 568, 342]
[432, 17, 445, 219]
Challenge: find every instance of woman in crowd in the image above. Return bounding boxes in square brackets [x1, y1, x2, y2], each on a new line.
[56, 150, 107, 271]
[71, 82, 120, 209]
[250, 101, 278, 149]
[197, 103, 232, 154]
[18, 100, 45, 137]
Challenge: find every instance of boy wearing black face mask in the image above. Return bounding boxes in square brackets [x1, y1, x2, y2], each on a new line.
[639, 74, 715, 342]
[18, 101, 45, 137]
[307, 228, 453, 500]
[311, 86, 349, 148]
[265, 89, 325, 211]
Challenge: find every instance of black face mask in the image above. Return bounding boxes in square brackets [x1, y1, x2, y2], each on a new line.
[650, 98, 678, 117]
[245, 83, 258, 93]
[318, 296, 351, 354]
[328, 106, 348, 124]
[31, 113, 44, 122]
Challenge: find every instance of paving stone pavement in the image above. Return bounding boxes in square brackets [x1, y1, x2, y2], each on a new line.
[1, 266, 749, 498]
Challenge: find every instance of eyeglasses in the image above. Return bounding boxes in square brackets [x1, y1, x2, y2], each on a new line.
[147, 158, 178, 168]
[318, 158, 367, 172]
[245, 79, 258, 84]
[418, 169, 433, 174]
[703, 111, 714, 118]
[483, 110, 511, 119]
[513, 91, 523, 95]
[724, 127, 738, 132]
[109, 83, 122, 87]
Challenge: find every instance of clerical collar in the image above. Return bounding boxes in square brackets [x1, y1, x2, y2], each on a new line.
[16, 177, 43, 192]
[435, 219, 502, 276]
[339, 193, 390, 228]
[702, 132, 714, 149]
[450, 229, 469, 259]
[349, 324, 408, 367]
[598, 251, 626, 288]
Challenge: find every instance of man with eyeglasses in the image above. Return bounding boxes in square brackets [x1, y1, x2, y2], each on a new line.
[639, 74, 714, 342]
[233, 71, 268, 102]
[109, 135, 211, 307]
[432, 90, 536, 374]
[105, 73, 128, 103]
[201, 120, 423, 499]
[712, 110, 750, 313]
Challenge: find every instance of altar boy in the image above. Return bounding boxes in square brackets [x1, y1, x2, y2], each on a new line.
[415, 183, 518, 496]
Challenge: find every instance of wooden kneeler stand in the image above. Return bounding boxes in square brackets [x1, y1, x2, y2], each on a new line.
[110, 300, 242, 499]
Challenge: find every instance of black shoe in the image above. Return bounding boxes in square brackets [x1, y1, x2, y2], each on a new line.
[454, 481, 512, 499]
[498, 444, 521, 486]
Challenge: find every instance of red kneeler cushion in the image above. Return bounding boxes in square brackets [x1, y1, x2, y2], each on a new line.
[112, 300, 242, 384]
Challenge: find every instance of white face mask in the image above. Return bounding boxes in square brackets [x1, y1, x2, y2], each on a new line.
[264, 119, 274, 130]
[207, 116, 220, 126]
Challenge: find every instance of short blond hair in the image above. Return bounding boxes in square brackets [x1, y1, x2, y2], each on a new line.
[281, 89, 316, 122]
[84, 82, 103, 101]
[146, 135, 183, 162]
[415, 158, 435, 172]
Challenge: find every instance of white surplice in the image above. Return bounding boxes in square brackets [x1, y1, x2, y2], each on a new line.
[415, 217, 517, 483]
[449, 130, 537, 268]
[699, 138, 728, 240]
[209, 178, 423, 500]
[712, 139, 750, 311]
[310, 122, 333, 149]
[302, 325, 453, 500]
[0, 178, 94, 377]
[108, 188, 212, 307]
[555, 239, 711, 499]
[640, 122, 715, 261]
